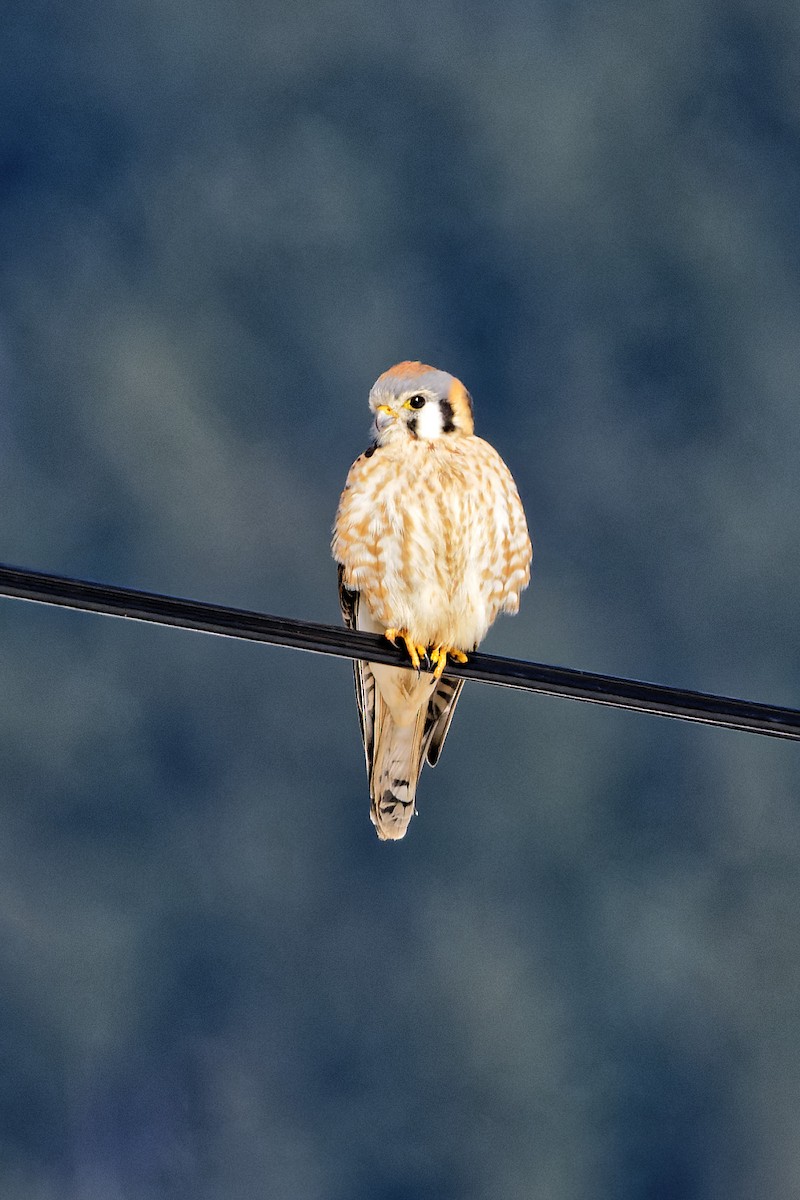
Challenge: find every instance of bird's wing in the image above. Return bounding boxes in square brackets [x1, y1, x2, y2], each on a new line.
[338, 564, 375, 774]
[422, 677, 465, 768]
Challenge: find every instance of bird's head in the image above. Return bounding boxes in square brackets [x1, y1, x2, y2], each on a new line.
[368, 361, 475, 445]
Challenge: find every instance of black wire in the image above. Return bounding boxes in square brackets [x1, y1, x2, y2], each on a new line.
[0, 562, 798, 742]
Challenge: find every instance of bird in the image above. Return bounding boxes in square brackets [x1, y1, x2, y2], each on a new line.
[332, 361, 532, 840]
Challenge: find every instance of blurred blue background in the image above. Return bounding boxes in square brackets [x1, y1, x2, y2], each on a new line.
[2, 2, 800, 1197]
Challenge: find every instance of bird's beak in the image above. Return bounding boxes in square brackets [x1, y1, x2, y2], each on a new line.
[374, 404, 397, 431]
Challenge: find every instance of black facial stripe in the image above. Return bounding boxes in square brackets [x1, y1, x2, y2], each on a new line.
[439, 398, 456, 433]
[407, 417, 418, 437]
[363, 443, 377, 458]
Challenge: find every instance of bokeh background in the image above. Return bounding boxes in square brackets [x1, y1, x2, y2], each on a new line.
[2, 1, 800, 1197]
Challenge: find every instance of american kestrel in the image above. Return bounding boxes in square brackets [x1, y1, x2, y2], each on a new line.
[332, 361, 532, 840]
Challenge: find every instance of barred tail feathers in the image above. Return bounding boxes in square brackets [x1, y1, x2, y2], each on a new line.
[369, 687, 430, 841]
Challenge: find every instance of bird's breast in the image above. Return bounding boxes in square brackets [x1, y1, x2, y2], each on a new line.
[334, 438, 529, 651]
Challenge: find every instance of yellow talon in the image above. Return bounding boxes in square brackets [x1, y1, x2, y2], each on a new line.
[430, 646, 469, 679]
[384, 628, 425, 671]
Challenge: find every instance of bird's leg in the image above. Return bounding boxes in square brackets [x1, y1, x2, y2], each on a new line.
[429, 646, 469, 680]
[384, 628, 427, 671]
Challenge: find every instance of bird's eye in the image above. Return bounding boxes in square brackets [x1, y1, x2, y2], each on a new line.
[407, 395, 426, 410]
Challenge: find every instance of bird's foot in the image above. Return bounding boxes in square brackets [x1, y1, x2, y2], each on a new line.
[429, 645, 469, 680]
[384, 628, 428, 671]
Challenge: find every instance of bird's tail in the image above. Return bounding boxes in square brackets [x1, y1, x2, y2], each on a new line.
[369, 695, 429, 841]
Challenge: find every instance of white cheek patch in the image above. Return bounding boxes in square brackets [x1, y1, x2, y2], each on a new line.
[412, 401, 444, 440]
